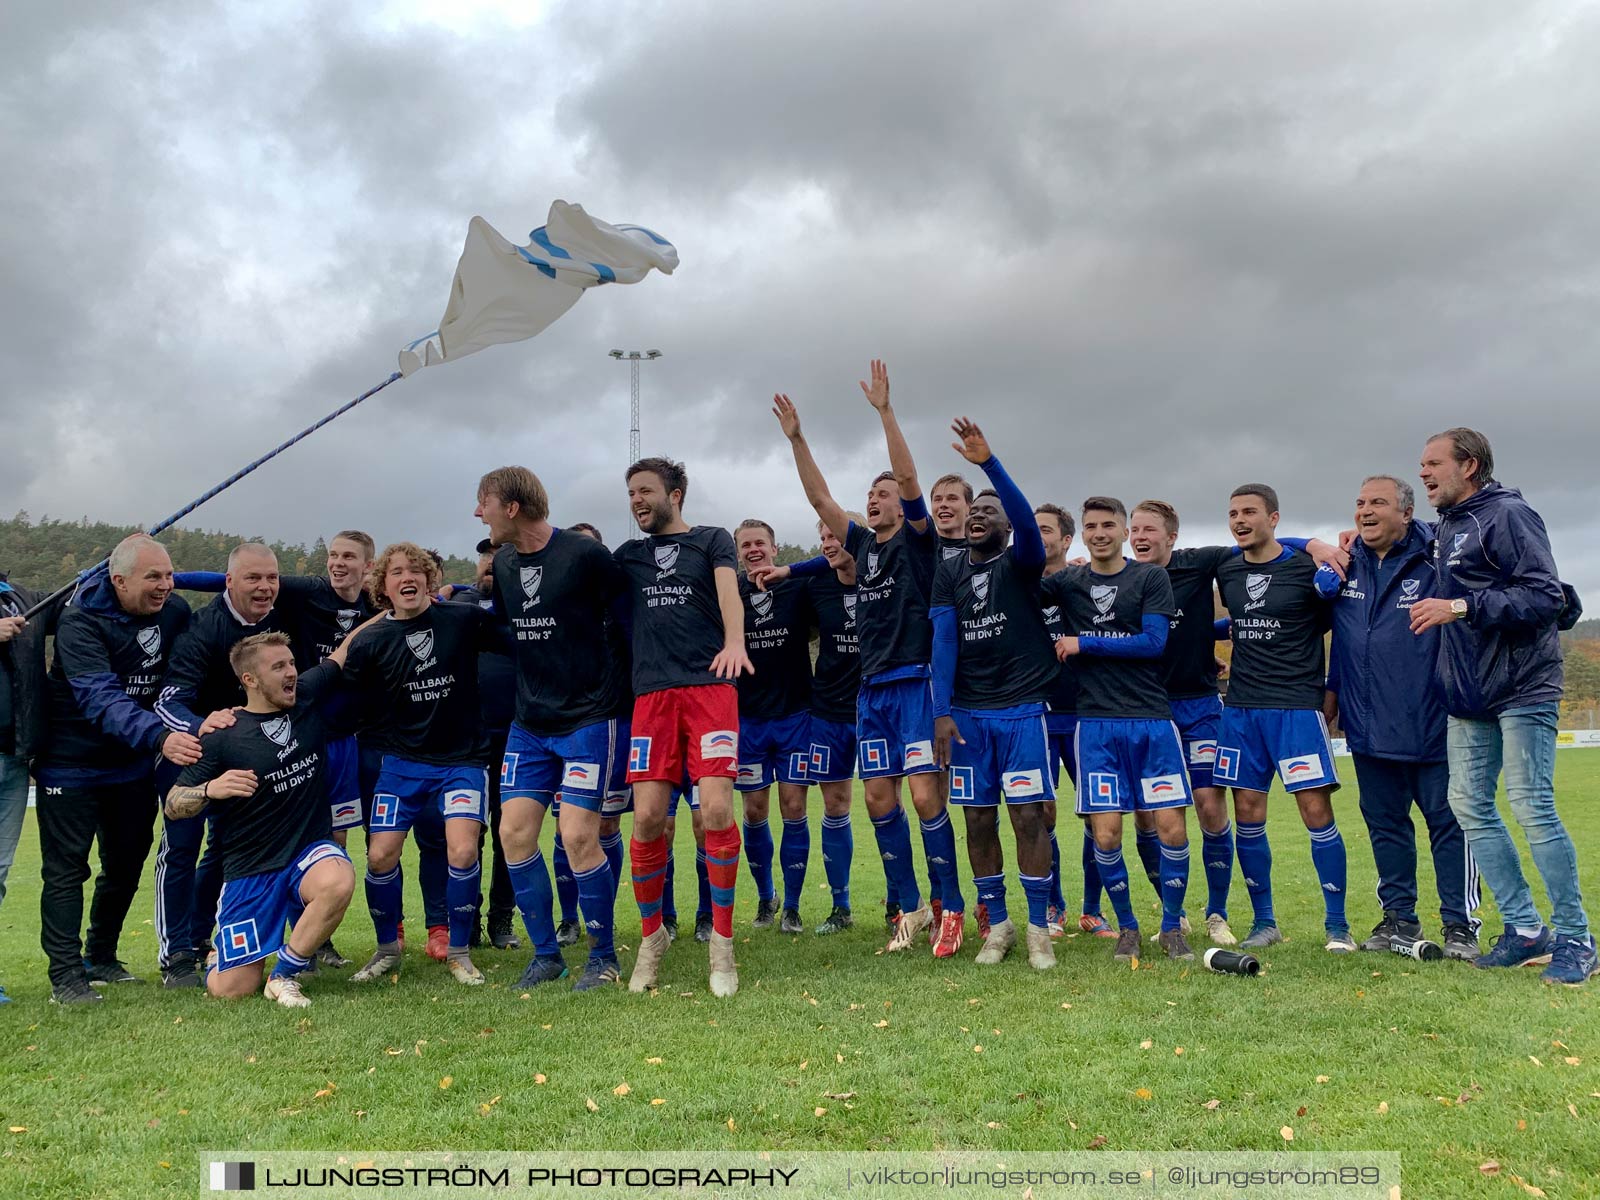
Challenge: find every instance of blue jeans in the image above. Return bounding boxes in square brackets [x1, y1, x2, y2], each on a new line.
[0, 750, 29, 907]
[1446, 705, 1589, 940]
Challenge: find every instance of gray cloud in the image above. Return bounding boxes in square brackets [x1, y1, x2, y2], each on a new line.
[2, 0, 1597, 607]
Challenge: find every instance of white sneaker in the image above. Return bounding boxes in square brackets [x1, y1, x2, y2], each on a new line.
[628, 927, 671, 993]
[447, 956, 485, 985]
[1205, 914, 1237, 946]
[885, 904, 934, 952]
[708, 932, 739, 998]
[1025, 923, 1057, 970]
[263, 975, 311, 1008]
[974, 918, 1017, 965]
[350, 949, 401, 983]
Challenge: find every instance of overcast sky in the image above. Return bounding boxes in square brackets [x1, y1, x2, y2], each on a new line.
[4, 1, 1597, 603]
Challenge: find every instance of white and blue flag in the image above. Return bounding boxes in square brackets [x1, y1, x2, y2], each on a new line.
[399, 201, 677, 376]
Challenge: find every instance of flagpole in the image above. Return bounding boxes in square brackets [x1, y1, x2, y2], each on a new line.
[21, 370, 405, 620]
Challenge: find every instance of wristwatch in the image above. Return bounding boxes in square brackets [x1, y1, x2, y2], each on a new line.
[1449, 598, 1468, 618]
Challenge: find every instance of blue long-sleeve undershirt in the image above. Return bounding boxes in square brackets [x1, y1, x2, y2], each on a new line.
[977, 455, 1042, 569]
[1078, 613, 1169, 658]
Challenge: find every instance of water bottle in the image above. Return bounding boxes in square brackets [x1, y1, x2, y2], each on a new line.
[1389, 933, 1444, 962]
[1203, 948, 1261, 976]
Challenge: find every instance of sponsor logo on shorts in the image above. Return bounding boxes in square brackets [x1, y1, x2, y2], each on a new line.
[701, 730, 738, 759]
[562, 761, 600, 791]
[221, 918, 260, 962]
[1278, 754, 1324, 784]
[1086, 772, 1120, 810]
[903, 740, 933, 771]
[809, 744, 832, 777]
[629, 737, 652, 773]
[949, 766, 975, 802]
[296, 842, 346, 871]
[1140, 773, 1187, 805]
[859, 738, 889, 773]
[1187, 739, 1217, 765]
[789, 752, 810, 780]
[500, 752, 519, 785]
[371, 794, 397, 827]
[331, 802, 359, 823]
[736, 762, 764, 786]
[1213, 747, 1240, 783]
[444, 789, 481, 812]
[1002, 769, 1044, 798]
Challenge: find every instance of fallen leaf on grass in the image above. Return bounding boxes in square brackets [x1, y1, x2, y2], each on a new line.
[1479, 1162, 1501, 1176]
[835, 1054, 844, 1064]
[1174, 1047, 1185, 1056]
[1086, 1135, 1107, 1150]
[1203, 1100, 1221, 1111]
[1516, 1119, 1527, 1131]
[799, 1060, 808, 1071]
[534, 1074, 547, 1085]
[1280, 1126, 1294, 1142]
[651, 1099, 666, 1107]
[645, 1057, 663, 1065]
[1568, 1104, 1579, 1119]
[585, 1098, 599, 1113]
[1139, 1040, 1153, 1050]
[1563, 1057, 1581, 1066]
[973, 1045, 984, 1054]
[1296, 1106, 1307, 1117]
[159, 1162, 171, 1169]
[1377, 1101, 1389, 1114]
[874, 1020, 889, 1028]
[1529, 1056, 1544, 1067]
[1508, 1175, 1547, 1198]
[727, 1118, 736, 1131]
[385, 1048, 403, 1056]
[439, 1077, 452, 1090]
[986, 1121, 1003, 1129]
[1060, 1002, 1072, 1009]
[1315, 1076, 1330, 1084]
[246, 1056, 257, 1064]
[814, 1107, 827, 1117]
[1133, 1088, 1152, 1100]
[313, 1082, 337, 1100]
[1129, 956, 1139, 970]
[8, 1127, 26, 1134]
[824, 1092, 856, 1101]
[613, 1082, 631, 1096]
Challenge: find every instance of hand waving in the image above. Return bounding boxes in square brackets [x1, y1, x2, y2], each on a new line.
[859, 360, 890, 411]
[950, 416, 993, 465]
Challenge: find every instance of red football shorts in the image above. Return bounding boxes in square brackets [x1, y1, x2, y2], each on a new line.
[628, 684, 740, 784]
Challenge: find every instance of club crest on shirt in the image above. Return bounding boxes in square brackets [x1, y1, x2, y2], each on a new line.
[1245, 573, 1272, 603]
[972, 571, 991, 608]
[136, 626, 162, 659]
[520, 565, 543, 603]
[751, 590, 773, 622]
[842, 594, 857, 623]
[1452, 532, 1468, 555]
[336, 609, 357, 632]
[1042, 604, 1059, 624]
[1091, 584, 1117, 616]
[261, 716, 292, 748]
[865, 551, 880, 579]
[1400, 578, 1421, 599]
[406, 629, 434, 662]
[653, 542, 679, 577]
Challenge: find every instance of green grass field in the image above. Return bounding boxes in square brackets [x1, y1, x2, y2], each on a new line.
[2, 758, 1598, 1199]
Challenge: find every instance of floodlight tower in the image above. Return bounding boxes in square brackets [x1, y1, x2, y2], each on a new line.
[610, 348, 663, 538]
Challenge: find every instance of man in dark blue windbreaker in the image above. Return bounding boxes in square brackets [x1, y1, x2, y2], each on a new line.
[34, 535, 204, 1004]
[1325, 474, 1479, 962]
[1414, 428, 1593, 985]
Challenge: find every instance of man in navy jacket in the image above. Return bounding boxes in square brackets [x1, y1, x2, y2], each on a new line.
[1413, 429, 1593, 985]
[1325, 476, 1478, 960]
[34, 535, 204, 1004]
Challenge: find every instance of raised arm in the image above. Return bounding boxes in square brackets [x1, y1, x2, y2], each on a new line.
[772, 393, 852, 550]
[950, 417, 1043, 572]
[862, 360, 926, 529]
